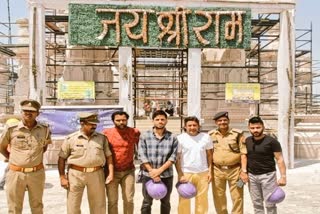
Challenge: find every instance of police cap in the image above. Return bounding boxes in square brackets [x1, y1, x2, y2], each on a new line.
[20, 99, 41, 112]
[213, 111, 229, 120]
[78, 112, 100, 124]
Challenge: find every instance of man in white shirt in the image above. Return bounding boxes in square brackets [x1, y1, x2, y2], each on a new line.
[175, 116, 213, 214]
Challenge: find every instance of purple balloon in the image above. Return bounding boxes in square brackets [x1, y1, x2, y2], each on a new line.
[145, 180, 168, 200]
[266, 186, 286, 204]
[176, 182, 197, 199]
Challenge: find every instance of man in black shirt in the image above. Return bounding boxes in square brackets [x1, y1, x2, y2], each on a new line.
[246, 116, 286, 214]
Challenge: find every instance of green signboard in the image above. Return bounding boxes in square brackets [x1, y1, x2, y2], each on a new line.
[69, 4, 251, 49]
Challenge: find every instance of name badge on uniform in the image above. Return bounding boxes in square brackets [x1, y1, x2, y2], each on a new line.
[17, 135, 25, 139]
[76, 145, 84, 147]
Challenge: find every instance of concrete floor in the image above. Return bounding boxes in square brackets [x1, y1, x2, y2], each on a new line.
[0, 159, 319, 214]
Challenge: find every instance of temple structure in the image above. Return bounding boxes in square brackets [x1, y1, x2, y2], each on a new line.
[1, 1, 310, 167]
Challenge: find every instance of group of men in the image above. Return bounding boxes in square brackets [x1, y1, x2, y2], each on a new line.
[0, 99, 287, 214]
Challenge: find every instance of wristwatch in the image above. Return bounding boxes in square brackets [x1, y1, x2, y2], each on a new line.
[241, 168, 247, 173]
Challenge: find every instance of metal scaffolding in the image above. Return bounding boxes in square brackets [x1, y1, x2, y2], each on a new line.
[295, 24, 318, 114]
[0, 4, 317, 126]
[0, 0, 18, 113]
[44, 12, 120, 105]
[199, 13, 281, 131]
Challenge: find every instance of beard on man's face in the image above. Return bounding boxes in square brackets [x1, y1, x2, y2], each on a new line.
[251, 130, 263, 137]
[116, 124, 126, 129]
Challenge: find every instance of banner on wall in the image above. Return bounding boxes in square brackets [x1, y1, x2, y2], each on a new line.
[38, 106, 123, 138]
[225, 83, 260, 103]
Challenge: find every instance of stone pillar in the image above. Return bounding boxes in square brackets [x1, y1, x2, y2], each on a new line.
[188, 49, 202, 120]
[12, 19, 30, 113]
[118, 47, 133, 126]
[28, 1, 46, 104]
[277, 9, 295, 168]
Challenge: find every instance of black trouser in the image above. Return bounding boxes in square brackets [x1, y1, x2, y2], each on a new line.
[141, 175, 173, 214]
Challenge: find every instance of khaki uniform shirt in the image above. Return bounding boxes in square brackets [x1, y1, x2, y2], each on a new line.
[209, 128, 247, 166]
[59, 130, 111, 167]
[0, 121, 52, 167]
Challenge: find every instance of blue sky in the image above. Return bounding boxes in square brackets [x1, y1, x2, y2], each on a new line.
[0, 0, 319, 59]
[296, 0, 320, 61]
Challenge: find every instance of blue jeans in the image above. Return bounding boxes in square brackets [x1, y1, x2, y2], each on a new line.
[141, 175, 173, 214]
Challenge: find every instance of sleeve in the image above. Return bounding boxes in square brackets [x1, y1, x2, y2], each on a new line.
[208, 130, 217, 143]
[134, 128, 141, 145]
[138, 134, 149, 164]
[45, 126, 52, 145]
[271, 138, 282, 152]
[239, 134, 247, 154]
[168, 135, 179, 163]
[204, 134, 213, 150]
[0, 128, 10, 155]
[177, 134, 182, 153]
[102, 129, 111, 139]
[102, 129, 107, 136]
[104, 136, 112, 157]
[58, 137, 71, 159]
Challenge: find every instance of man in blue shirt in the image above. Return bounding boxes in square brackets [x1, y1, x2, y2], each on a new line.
[138, 110, 178, 214]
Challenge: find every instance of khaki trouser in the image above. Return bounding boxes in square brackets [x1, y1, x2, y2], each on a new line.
[178, 171, 210, 214]
[212, 166, 243, 214]
[6, 168, 45, 214]
[67, 168, 106, 214]
[106, 168, 135, 214]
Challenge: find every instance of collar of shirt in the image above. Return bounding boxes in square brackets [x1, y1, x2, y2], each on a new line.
[152, 128, 169, 140]
[17, 121, 41, 130]
[216, 128, 232, 136]
[78, 130, 98, 139]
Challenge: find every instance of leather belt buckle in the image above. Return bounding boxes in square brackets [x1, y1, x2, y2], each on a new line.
[23, 167, 34, 173]
[221, 166, 229, 170]
[85, 167, 95, 173]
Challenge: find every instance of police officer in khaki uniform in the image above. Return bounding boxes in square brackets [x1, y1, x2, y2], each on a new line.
[58, 112, 114, 214]
[209, 111, 248, 214]
[0, 99, 52, 214]
[0, 117, 21, 191]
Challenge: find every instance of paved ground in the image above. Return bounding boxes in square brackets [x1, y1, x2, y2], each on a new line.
[0, 159, 319, 214]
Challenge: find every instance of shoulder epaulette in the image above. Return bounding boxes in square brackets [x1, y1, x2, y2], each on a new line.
[39, 122, 49, 127]
[95, 132, 105, 137]
[66, 131, 78, 139]
[208, 129, 217, 135]
[7, 123, 18, 129]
